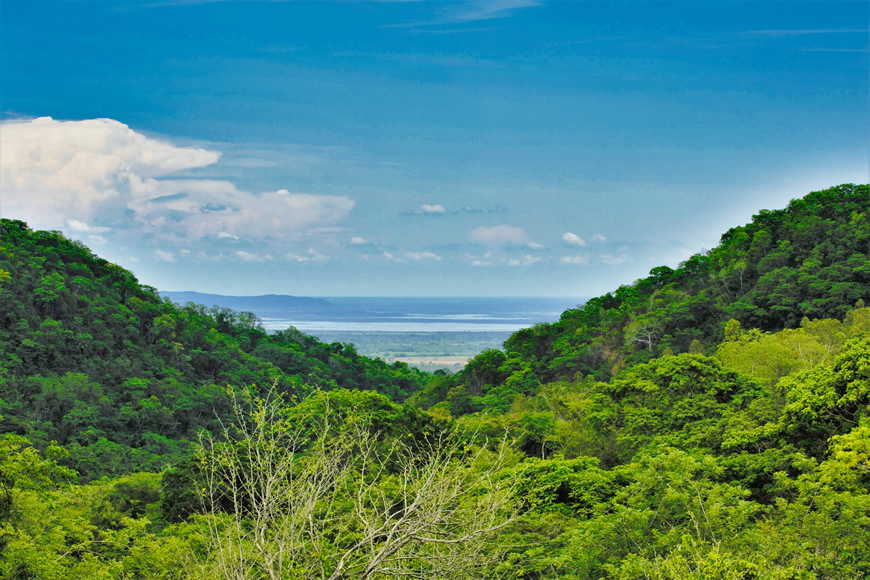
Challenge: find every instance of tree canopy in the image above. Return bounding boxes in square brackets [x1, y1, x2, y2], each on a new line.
[2, 184, 870, 578]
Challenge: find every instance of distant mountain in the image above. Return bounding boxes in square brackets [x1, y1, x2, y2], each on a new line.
[161, 291, 347, 319]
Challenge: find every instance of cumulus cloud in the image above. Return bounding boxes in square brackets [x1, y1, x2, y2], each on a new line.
[0, 117, 355, 244]
[468, 224, 527, 246]
[465, 250, 536, 268]
[562, 232, 586, 247]
[286, 248, 328, 262]
[67, 219, 111, 234]
[235, 250, 274, 262]
[173, 190, 353, 241]
[600, 253, 629, 265]
[527, 242, 544, 250]
[592, 233, 607, 242]
[507, 255, 541, 267]
[154, 249, 176, 262]
[466, 252, 492, 267]
[405, 251, 442, 262]
[415, 204, 447, 214]
[350, 236, 368, 245]
[560, 254, 589, 265]
[1, 117, 218, 229]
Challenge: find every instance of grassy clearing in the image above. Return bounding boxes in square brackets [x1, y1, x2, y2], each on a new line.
[306, 331, 514, 372]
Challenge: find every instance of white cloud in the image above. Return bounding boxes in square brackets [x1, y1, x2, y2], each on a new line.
[88, 235, 108, 245]
[559, 254, 589, 265]
[236, 251, 259, 262]
[520, 254, 541, 265]
[1, 117, 218, 229]
[449, 0, 542, 22]
[463, 250, 495, 267]
[350, 236, 368, 245]
[67, 219, 111, 234]
[600, 253, 630, 265]
[415, 203, 447, 214]
[218, 232, 239, 240]
[0, 117, 355, 243]
[306, 248, 328, 261]
[285, 248, 328, 262]
[527, 242, 544, 250]
[507, 254, 541, 266]
[286, 252, 311, 262]
[592, 233, 607, 242]
[132, 187, 355, 241]
[468, 224, 527, 246]
[155, 249, 176, 262]
[405, 251, 442, 262]
[235, 250, 274, 263]
[562, 232, 586, 247]
[383, 251, 395, 260]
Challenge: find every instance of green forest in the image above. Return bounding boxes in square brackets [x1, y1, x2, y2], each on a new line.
[1, 183, 869, 578]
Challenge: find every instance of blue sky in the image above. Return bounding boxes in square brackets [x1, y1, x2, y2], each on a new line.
[1, 0, 867, 296]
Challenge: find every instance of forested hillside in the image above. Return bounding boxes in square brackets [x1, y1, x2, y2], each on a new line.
[2, 184, 869, 578]
[416, 183, 870, 416]
[0, 219, 426, 479]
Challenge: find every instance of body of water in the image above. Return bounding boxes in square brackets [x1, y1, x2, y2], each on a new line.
[260, 297, 584, 333]
[162, 293, 587, 369]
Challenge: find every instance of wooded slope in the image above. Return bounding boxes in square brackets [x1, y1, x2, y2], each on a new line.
[0, 219, 426, 479]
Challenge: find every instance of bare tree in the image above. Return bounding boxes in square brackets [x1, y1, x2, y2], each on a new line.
[625, 318, 662, 351]
[194, 387, 519, 579]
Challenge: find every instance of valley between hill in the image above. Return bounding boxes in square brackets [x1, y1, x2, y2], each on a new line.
[1, 184, 869, 578]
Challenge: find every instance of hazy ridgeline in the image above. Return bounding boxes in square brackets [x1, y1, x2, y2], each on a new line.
[159, 294, 583, 371]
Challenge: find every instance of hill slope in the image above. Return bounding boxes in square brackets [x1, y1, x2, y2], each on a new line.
[0, 220, 427, 479]
[3, 185, 870, 578]
[412, 183, 870, 413]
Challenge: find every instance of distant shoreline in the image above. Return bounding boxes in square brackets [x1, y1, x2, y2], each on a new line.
[162, 292, 585, 334]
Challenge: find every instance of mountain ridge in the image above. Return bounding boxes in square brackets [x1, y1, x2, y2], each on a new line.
[160, 291, 345, 317]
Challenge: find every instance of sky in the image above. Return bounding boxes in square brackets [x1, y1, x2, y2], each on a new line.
[0, 0, 867, 297]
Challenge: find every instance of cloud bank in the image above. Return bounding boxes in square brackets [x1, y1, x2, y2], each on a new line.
[468, 224, 527, 246]
[415, 203, 447, 214]
[0, 117, 355, 246]
[562, 232, 586, 247]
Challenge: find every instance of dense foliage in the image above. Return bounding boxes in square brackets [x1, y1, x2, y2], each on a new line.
[0, 219, 426, 480]
[1, 184, 869, 578]
[416, 183, 870, 415]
